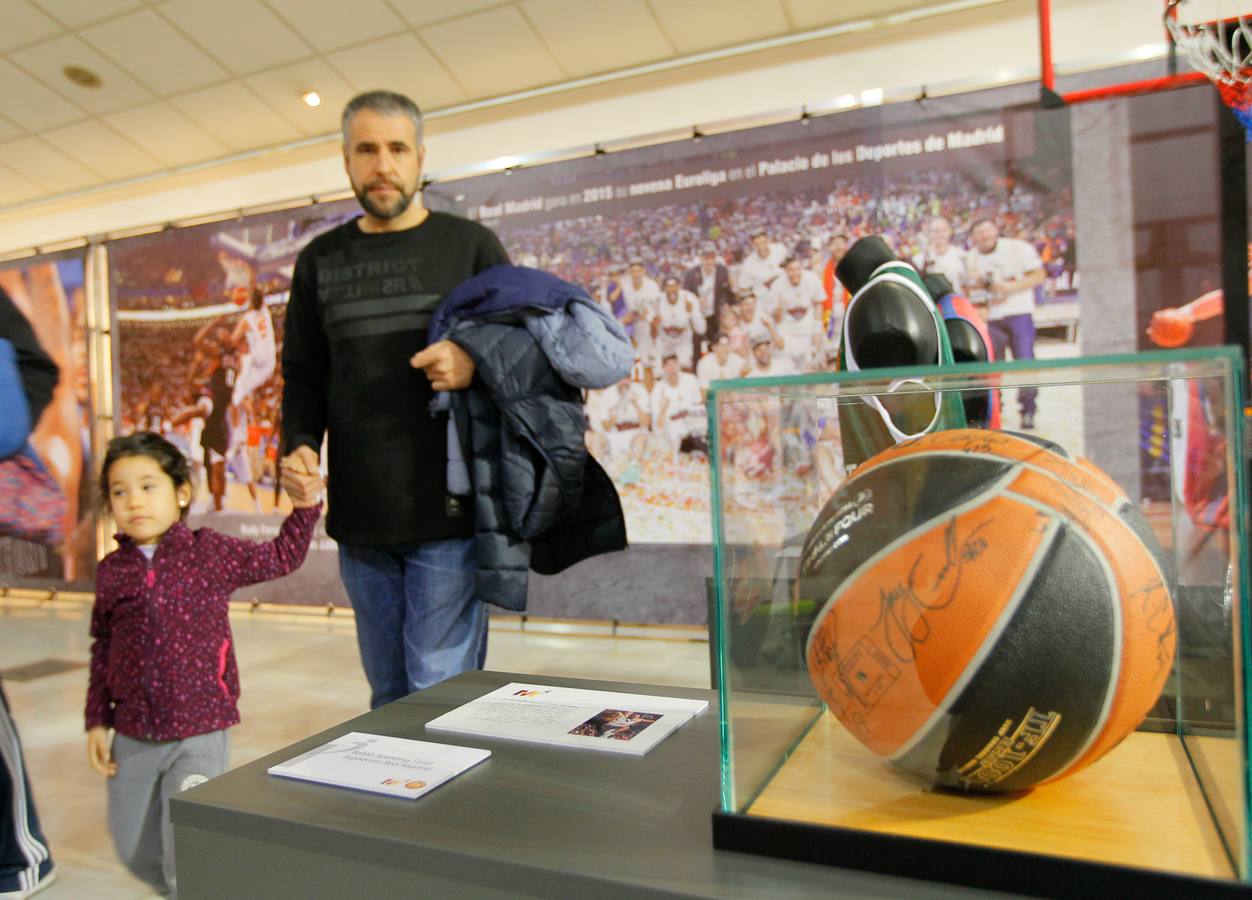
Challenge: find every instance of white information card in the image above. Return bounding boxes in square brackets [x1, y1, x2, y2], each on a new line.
[425, 682, 708, 756]
[268, 732, 491, 799]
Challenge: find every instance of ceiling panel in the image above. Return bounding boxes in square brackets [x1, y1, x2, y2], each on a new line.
[29, 0, 141, 29]
[104, 101, 229, 167]
[0, 58, 85, 131]
[159, 0, 313, 76]
[522, 0, 673, 78]
[0, 137, 102, 192]
[264, 0, 406, 53]
[386, 0, 503, 29]
[0, 1, 61, 53]
[169, 82, 304, 152]
[80, 8, 229, 95]
[326, 33, 468, 111]
[783, 0, 936, 29]
[10, 34, 155, 114]
[43, 120, 161, 180]
[421, 7, 566, 98]
[0, 114, 23, 143]
[648, 0, 791, 54]
[0, 164, 44, 206]
[245, 59, 357, 137]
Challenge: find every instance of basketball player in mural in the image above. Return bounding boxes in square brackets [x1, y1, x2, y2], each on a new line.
[651, 276, 705, 372]
[768, 256, 826, 372]
[229, 286, 277, 417]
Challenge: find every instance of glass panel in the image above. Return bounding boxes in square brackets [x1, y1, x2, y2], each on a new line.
[710, 348, 1248, 881]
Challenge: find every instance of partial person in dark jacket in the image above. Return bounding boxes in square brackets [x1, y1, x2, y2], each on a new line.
[280, 90, 510, 710]
[427, 266, 633, 610]
[0, 285, 58, 899]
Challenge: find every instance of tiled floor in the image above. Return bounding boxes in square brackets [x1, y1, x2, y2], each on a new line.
[0, 598, 710, 899]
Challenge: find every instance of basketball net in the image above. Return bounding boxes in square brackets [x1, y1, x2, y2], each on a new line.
[217, 251, 255, 305]
[1165, 0, 1252, 139]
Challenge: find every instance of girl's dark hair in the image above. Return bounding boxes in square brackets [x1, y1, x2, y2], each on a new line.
[99, 431, 193, 520]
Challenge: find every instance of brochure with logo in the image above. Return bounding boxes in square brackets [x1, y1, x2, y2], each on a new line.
[267, 732, 491, 799]
[425, 682, 708, 756]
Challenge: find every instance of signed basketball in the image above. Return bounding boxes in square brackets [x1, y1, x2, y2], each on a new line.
[799, 429, 1175, 792]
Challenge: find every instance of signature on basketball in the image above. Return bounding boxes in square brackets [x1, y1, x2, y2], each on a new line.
[874, 516, 992, 664]
[1127, 580, 1176, 677]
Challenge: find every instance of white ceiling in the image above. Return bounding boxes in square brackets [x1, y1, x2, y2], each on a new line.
[0, 0, 944, 211]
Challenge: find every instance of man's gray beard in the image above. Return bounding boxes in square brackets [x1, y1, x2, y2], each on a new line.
[357, 186, 414, 221]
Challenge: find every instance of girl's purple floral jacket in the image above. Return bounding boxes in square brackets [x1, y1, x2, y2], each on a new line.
[85, 505, 321, 742]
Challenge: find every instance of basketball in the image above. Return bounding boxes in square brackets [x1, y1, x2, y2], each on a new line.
[1147, 308, 1194, 348]
[800, 428, 1175, 792]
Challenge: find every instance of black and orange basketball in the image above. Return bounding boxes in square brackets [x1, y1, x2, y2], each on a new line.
[800, 428, 1175, 792]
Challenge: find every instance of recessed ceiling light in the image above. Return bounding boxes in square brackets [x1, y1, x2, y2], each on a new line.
[63, 65, 102, 89]
[302, 91, 321, 108]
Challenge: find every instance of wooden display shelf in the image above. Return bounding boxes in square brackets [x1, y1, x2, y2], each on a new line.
[744, 712, 1238, 880]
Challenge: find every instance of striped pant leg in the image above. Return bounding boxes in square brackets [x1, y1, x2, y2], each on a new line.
[0, 679, 53, 894]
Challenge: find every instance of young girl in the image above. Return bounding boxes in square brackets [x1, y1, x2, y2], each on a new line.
[85, 431, 320, 897]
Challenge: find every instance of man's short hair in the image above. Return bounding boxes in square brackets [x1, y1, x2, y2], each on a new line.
[663, 275, 679, 287]
[629, 258, 646, 268]
[342, 91, 424, 146]
[661, 352, 679, 365]
[700, 241, 717, 255]
[750, 229, 767, 240]
[970, 215, 997, 232]
[781, 256, 799, 268]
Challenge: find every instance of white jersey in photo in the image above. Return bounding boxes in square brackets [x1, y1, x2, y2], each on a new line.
[965, 237, 1044, 320]
[768, 270, 825, 370]
[696, 351, 748, 390]
[912, 245, 968, 294]
[232, 307, 277, 406]
[620, 276, 662, 363]
[737, 243, 786, 298]
[650, 373, 704, 440]
[749, 355, 798, 377]
[652, 290, 705, 369]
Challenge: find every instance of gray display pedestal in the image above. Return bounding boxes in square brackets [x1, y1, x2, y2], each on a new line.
[171, 670, 1002, 898]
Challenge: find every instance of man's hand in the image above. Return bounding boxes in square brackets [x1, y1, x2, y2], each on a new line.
[87, 726, 116, 777]
[411, 340, 475, 391]
[280, 444, 323, 507]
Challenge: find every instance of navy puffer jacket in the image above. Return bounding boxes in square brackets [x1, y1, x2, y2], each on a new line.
[430, 266, 633, 611]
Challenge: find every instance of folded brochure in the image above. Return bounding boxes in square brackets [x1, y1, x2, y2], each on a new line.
[425, 682, 708, 755]
[268, 732, 490, 799]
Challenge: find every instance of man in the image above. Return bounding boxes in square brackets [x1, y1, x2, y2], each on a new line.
[767, 256, 825, 372]
[746, 326, 797, 376]
[965, 217, 1046, 429]
[912, 216, 967, 294]
[619, 259, 661, 377]
[682, 242, 734, 337]
[651, 276, 705, 371]
[584, 375, 650, 472]
[819, 233, 850, 361]
[695, 333, 747, 396]
[736, 230, 785, 299]
[280, 91, 510, 709]
[649, 354, 705, 458]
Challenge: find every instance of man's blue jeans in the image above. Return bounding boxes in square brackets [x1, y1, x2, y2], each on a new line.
[339, 537, 488, 709]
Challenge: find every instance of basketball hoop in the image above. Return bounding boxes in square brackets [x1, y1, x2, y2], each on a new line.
[1165, 0, 1252, 138]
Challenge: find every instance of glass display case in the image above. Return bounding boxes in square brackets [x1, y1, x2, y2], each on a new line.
[708, 348, 1248, 895]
